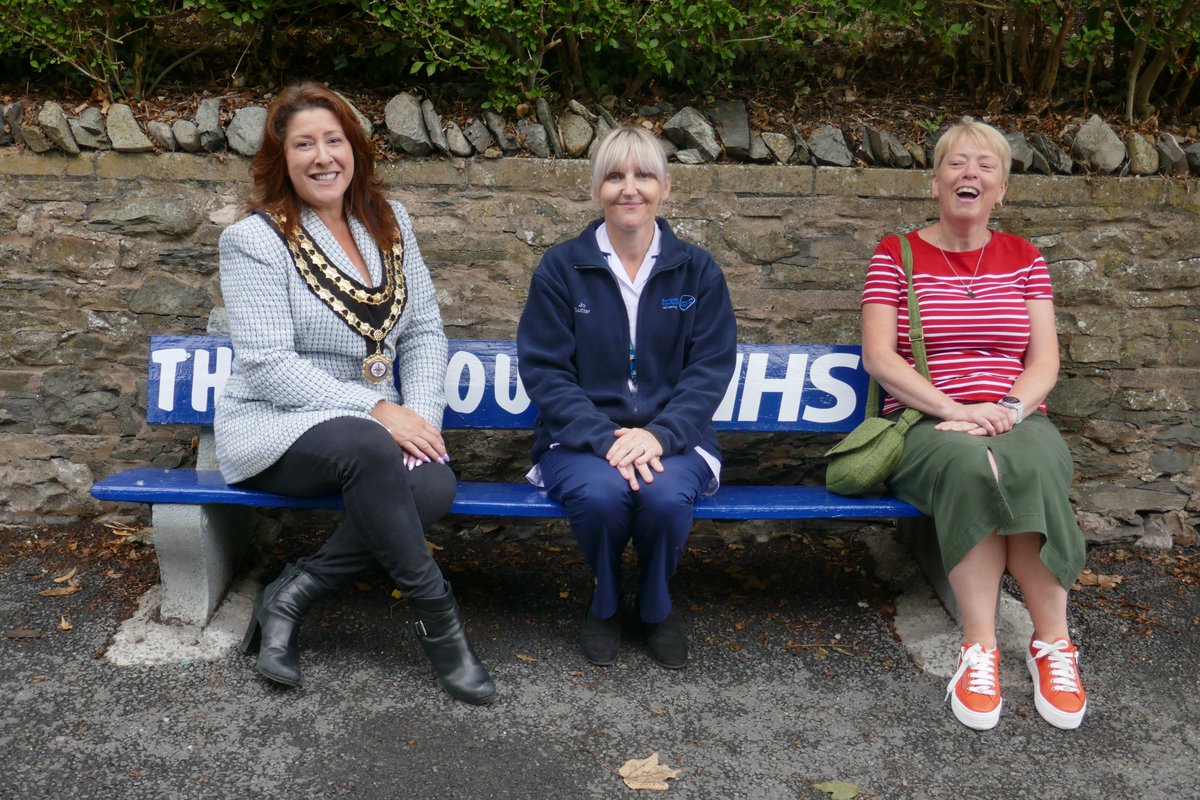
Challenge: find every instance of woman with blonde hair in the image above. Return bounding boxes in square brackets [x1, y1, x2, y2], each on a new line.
[861, 119, 1087, 730]
[517, 126, 737, 669]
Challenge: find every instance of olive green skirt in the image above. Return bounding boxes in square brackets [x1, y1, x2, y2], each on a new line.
[886, 412, 1084, 589]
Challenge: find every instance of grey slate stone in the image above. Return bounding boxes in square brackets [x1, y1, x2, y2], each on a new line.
[37, 102, 80, 154]
[462, 118, 494, 153]
[806, 125, 853, 167]
[568, 100, 598, 123]
[421, 100, 451, 156]
[78, 106, 105, 135]
[593, 104, 619, 130]
[749, 135, 773, 163]
[557, 113, 594, 158]
[384, 93, 431, 156]
[1185, 142, 1200, 175]
[535, 98, 563, 158]
[1029, 147, 1051, 175]
[1072, 114, 1125, 173]
[674, 148, 706, 165]
[588, 116, 614, 159]
[1004, 132, 1034, 174]
[69, 118, 109, 150]
[854, 126, 877, 164]
[663, 107, 721, 162]
[790, 126, 812, 165]
[333, 90, 373, 137]
[1126, 133, 1159, 175]
[146, 120, 177, 152]
[761, 132, 795, 165]
[517, 119, 550, 158]
[445, 120, 473, 157]
[906, 142, 926, 169]
[0, 101, 20, 146]
[106, 104, 155, 153]
[172, 119, 202, 153]
[871, 128, 913, 168]
[227, 106, 267, 156]
[483, 111, 518, 154]
[711, 99, 750, 159]
[1156, 133, 1188, 176]
[196, 98, 225, 152]
[19, 123, 53, 153]
[1030, 132, 1073, 174]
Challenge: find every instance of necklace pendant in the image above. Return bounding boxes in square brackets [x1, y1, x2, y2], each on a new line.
[363, 352, 392, 383]
[967, 289, 975, 298]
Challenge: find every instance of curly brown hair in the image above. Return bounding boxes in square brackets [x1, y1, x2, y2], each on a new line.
[248, 82, 397, 248]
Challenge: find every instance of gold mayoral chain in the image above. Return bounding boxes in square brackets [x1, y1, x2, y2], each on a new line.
[258, 209, 407, 383]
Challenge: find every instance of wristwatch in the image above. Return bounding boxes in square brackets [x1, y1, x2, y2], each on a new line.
[998, 395, 1024, 424]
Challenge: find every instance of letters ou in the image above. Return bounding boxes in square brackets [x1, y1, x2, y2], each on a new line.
[444, 351, 531, 415]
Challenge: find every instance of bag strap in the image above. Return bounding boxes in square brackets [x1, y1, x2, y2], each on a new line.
[865, 234, 928, 419]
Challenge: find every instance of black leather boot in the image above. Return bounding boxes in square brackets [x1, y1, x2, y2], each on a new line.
[410, 584, 497, 705]
[239, 564, 328, 686]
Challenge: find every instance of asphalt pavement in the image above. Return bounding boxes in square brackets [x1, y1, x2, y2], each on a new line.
[2, 520, 1197, 799]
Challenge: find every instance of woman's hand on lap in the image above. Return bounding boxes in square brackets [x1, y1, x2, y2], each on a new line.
[370, 400, 448, 465]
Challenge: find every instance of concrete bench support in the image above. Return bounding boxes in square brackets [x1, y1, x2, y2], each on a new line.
[152, 502, 252, 626]
[897, 516, 958, 623]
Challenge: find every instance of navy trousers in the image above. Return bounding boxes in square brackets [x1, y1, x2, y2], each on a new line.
[237, 417, 456, 600]
[538, 447, 711, 624]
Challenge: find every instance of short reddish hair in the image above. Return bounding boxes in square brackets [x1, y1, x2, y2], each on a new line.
[248, 82, 397, 248]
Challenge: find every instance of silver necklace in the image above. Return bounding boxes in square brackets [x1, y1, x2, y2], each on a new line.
[935, 233, 988, 298]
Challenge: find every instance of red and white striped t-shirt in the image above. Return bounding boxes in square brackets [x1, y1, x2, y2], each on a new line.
[862, 230, 1054, 415]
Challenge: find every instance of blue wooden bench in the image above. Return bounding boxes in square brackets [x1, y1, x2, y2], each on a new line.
[92, 335, 925, 626]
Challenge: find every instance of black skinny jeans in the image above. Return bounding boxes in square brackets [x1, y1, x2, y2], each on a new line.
[237, 416, 457, 600]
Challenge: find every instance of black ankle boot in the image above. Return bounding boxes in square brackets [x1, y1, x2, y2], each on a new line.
[410, 584, 497, 705]
[239, 564, 328, 686]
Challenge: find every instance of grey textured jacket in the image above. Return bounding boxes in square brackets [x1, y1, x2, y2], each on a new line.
[214, 200, 448, 484]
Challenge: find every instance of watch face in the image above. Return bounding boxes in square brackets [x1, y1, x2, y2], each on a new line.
[1000, 395, 1021, 405]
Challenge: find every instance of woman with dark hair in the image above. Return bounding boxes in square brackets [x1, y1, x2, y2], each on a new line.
[215, 82, 495, 704]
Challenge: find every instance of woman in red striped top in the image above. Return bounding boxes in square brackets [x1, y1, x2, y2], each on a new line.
[861, 120, 1089, 732]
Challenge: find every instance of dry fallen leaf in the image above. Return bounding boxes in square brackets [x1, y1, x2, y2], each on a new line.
[815, 779, 861, 799]
[1076, 570, 1124, 589]
[59, 616, 73, 631]
[38, 584, 81, 597]
[52, 567, 78, 583]
[618, 752, 680, 791]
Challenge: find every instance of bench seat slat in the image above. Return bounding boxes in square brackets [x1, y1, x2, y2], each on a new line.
[92, 467, 920, 521]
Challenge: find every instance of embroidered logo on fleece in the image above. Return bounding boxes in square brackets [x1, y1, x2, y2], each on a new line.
[574, 301, 591, 315]
[661, 295, 696, 311]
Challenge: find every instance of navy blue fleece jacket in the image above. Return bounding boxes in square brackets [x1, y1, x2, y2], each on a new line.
[516, 218, 737, 466]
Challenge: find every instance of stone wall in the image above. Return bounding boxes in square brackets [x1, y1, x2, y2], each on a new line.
[1, 150, 1197, 544]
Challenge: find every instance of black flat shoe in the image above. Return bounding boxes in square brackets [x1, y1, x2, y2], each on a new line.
[644, 612, 688, 669]
[580, 610, 621, 666]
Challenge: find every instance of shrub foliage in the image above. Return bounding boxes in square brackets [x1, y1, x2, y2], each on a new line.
[1, 0, 1196, 121]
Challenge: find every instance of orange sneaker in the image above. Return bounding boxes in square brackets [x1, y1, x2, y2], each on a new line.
[1027, 637, 1088, 729]
[945, 643, 1002, 730]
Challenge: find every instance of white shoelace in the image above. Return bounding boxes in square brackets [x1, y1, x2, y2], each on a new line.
[945, 643, 998, 700]
[1030, 639, 1082, 693]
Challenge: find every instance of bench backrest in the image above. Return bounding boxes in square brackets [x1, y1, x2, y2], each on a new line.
[147, 334, 874, 433]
